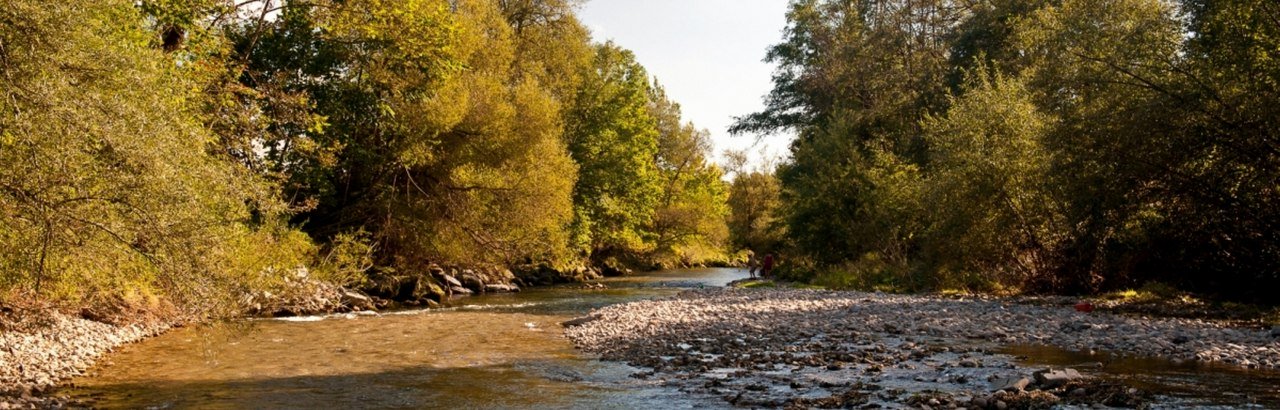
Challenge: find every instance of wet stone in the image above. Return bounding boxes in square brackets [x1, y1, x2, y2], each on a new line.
[1033, 368, 1084, 388]
[990, 377, 1031, 392]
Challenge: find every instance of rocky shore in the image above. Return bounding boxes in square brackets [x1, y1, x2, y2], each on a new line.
[565, 287, 1280, 408]
[0, 309, 169, 409]
[0, 263, 553, 408]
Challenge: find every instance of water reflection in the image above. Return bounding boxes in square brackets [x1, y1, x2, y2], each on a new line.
[1004, 344, 1280, 408]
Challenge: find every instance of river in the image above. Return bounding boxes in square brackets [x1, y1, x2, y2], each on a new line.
[65, 268, 741, 409]
[65, 268, 1280, 408]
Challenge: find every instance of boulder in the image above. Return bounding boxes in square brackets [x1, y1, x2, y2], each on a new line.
[990, 377, 1031, 392]
[428, 264, 445, 276]
[600, 262, 626, 277]
[339, 290, 375, 311]
[460, 270, 485, 292]
[440, 274, 463, 289]
[450, 286, 473, 295]
[1033, 368, 1084, 388]
[485, 284, 519, 293]
[394, 276, 446, 303]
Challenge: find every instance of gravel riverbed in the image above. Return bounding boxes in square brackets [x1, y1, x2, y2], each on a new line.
[565, 288, 1280, 408]
[0, 311, 169, 409]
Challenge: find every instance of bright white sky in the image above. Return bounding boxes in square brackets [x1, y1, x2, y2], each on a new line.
[577, 0, 794, 169]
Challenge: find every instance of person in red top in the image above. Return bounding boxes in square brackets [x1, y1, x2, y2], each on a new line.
[761, 254, 775, 278]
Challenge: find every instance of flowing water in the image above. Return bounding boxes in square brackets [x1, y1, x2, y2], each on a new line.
[65, 269, 741, 409]
[65, 269, 1280, 409]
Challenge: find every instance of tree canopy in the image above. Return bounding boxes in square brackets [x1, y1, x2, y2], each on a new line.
[1, 0, 730, 313]
[736, 0, 1280, 302]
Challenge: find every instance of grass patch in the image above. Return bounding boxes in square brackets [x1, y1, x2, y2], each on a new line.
[737, 280, 776, 289]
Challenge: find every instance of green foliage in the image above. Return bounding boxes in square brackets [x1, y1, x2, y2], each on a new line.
[725, 155, 785, 254]
[740, 0, 1280, 302]
[314, 230, 375, 288]
[921, 71, 1062, 290]
[565, 43, 663, 258]
[0, 0, 729, 315]
[0, 0, 313, 315]
[647, 86, 730, 267]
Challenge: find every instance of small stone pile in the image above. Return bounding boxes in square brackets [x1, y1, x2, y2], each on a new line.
[0, 310, 168, 408]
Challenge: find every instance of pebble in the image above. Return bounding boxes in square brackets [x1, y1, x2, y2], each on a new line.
[1, 310, 169, 406]
[565, 288, 1280, 407]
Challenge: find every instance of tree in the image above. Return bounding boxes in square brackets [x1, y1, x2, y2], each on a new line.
[0, 0, 310, 314]
[564, 43, 662, 260]
[921, 71, 1062, 289]
[725, 155, 785, 254]
[647, 85, 729, 266]
[734, 0, 958, 281]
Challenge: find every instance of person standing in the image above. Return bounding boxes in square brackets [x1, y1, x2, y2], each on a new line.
[762, 253, 775, 278]
[746, 252, 758, 278]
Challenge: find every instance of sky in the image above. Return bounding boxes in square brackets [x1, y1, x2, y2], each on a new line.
[577, 0, 794, 170]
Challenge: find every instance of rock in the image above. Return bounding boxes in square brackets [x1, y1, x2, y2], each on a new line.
[995, 400, 1008, 410]
[460, 271, 485, 292]
[971, 397, 989, 408]
[959, 358, 980, 368]
[1033, 368, 1084, 388]
[450, 286, 473, 295]
[1171, 334, 1190, 344]
[485, 284, 519, 293]
[1270, 326, 1280, 338]
[561, 315, 600, 327]
[1060, 322, 1091, 332]
[339, 290, 375, 311]
[428, 264, 445, 275]
[990, 377, 1031, 392]
[440, 274, 463, 288]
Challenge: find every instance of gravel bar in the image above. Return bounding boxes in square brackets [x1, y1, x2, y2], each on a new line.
[565, 288, 1280, 408]
[0, 311, 168, 408]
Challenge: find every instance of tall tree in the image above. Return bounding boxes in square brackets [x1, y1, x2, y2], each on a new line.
[565, 43, 662, 260]
[647, 86, 729, 266]
[0, 0, 310, 313]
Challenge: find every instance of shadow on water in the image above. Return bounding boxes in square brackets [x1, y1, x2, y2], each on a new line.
[1003, 344, 1280, 408]
[73, 361, 702, 410]
[433, 267, 743, 316]
[63, 268, 746, 409]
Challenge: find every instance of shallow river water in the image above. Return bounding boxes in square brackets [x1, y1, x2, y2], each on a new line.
[65, 268, 1280, 409]
[66, 269, 740, 409]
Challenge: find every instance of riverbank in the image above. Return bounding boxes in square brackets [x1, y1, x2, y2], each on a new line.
[0, 261, 592, 408]
[0, 306, 170, 408]
[565, 287, 1280, 408]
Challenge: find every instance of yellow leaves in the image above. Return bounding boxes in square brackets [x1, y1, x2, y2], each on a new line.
[319, 0, 462, 82]
[306, 114, 329, 135]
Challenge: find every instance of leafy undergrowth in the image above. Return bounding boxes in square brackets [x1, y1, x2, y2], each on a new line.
[739, 277, 1280, 327]
[729, 279, 826, 290]
[1095, 285, 1280, 327]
